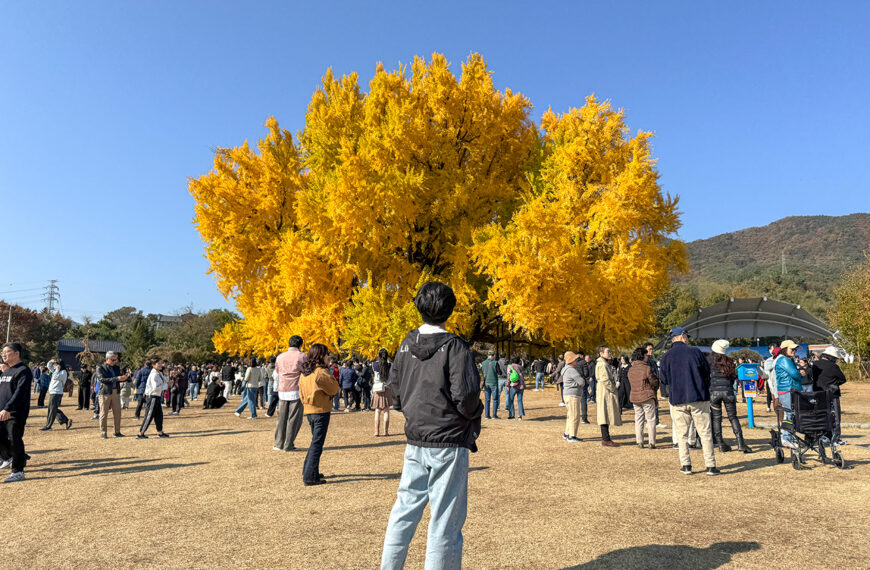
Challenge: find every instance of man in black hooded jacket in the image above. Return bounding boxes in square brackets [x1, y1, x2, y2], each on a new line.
[380, 282, 482, 570]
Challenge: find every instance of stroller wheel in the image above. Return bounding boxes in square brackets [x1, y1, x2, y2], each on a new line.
[791, 452, 806, 471]
[832, 451, 847, 470]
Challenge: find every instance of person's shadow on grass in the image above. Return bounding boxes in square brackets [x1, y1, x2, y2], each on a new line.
[563, 541, 760, 570]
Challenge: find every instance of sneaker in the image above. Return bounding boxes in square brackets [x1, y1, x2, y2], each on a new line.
[0, 458, 12, 469]
[250, 416, 258, 420]
[649, 444, 657, 449]
[581, 420, 590, 424]
[558, 402, 566, 407]
[766, 407, 772, 412]
[100, 433, 108, 439]
[533, 389, 539, 392]
[485, 415, 491, 420]
[602, 440, 620, 447]
[656, 423, 666, 429]
[157, 433, 169, 438]
[637, 442, 645, 449]
[562, 433, 570, 441]
[272, 446, 282, 451]
[264, 414, 272, 418]
[114, 433, 125, 438]
[680, 465, 692, 475]
[568, 436, 582, 443]
[706, 467, 721, 476]
[234, 412, 241, 417]
[492, 415, 500, 420]
[835, 439, 848, 447]
[688, 442, 701, 449]
[91, 415, 98, 420]
[40, 427, 51, 431]
[65, 419, 73, 430]
[3, 471, 25, 483]
[136, 434, 148, 440]
[672, 443, 679, 450]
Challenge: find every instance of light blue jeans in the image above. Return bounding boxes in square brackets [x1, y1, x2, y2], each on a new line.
[235, 387, 258, 418]
[778, 391, 796, 447]
[497, 378, 507, 410]
[381, 445, 469, 570]
[535, 372, 545, 390]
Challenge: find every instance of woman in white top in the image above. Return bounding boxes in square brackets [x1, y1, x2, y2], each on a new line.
[234, 358, 263, 419]
[42, 360, 72, 430]
[138, 360, 170, 439]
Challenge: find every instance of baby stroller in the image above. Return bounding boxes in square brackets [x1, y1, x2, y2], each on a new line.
[769, 389, 847, 470]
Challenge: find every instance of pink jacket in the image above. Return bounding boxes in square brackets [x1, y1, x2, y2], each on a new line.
[275, 348, 306, 393]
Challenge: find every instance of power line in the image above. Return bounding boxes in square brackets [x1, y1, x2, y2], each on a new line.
[0, 287, 44, 295]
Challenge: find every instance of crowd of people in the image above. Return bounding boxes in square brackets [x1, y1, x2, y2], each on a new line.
[0, 279, 855, 567]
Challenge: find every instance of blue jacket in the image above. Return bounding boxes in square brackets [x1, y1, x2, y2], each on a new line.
[187, 369, 200, 384]
[775, 356, 803, 393]
[135, 366, 151, 394]
[339, 366, 358, 390]
[658, 341, 711, 405]
[39, 372, 51, 389]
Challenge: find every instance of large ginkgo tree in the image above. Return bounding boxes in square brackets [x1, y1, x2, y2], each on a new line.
[189, 53, 686, 357]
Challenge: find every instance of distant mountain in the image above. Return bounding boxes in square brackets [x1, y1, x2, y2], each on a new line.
[675, 213, 870, 317]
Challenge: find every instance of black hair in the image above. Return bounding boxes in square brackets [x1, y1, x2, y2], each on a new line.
[288, 335, 304, 349]
[414, 282, 456, 325]
[631, 347, 646, 362]
[249, 357, 257, 367]
[301, 344, 329, 375]
[56, 359, 68, 372]
[145, 360, 153, 367]
[2, 342, 22, 354]
[376, 348, 391, 383]
[512, 356, 521, 364]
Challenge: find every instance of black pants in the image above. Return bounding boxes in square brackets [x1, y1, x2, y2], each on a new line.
[171, 389, 184, 413]
[303, 413, 330, 483]
[600, 424, 611, 442]
[257, 386, 265, 408]
[0, 419, 27, 472]
[92, 391, 100, 414]
[766, 383, 774, 409]
[361, 387, 372, 410]
[342, 388, 356, 408]
[710, 391, 744, 442]
[135, 393, 147, 418]
[37, 387, 48, 407]
[45, 394, 69, 428]
[78, 382, 91, 409]
[141, 396, 164, 434]
[267, 390, 279, 416]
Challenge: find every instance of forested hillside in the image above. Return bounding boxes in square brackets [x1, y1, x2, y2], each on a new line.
[655, 213, 870, 334]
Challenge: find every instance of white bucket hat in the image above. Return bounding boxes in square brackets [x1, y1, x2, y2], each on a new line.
[712, 339, 730, 355]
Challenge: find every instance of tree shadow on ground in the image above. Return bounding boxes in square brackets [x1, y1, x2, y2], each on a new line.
[563, 541, 760, 569]
[325, 465, 489, 485]
[26, 448, 65, 454]
[171, 429, 250, 438]
[326, 439, 406, 451]
[525, 415, 565, 422]
[26, 457, 209, 480]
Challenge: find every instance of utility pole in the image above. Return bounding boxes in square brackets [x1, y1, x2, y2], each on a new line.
[5, 305, 11, 343]
[43, 279, 60, 312]
[781, 251, 787, 276]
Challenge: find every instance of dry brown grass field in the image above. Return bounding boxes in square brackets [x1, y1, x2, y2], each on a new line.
[3, 383, 869, 569]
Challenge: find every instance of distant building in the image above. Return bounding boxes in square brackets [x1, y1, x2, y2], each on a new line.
[57, 339, 125, 372]
[153, 314, 183, 330]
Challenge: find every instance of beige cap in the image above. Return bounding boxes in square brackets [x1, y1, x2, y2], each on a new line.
[564, 351, 580, 365]
[780, 340, 799, 350]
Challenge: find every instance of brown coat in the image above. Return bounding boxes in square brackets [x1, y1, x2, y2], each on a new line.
[299, 367, 340, 415]
[595, 357, 622, 426]
[627, 359, 659, 404]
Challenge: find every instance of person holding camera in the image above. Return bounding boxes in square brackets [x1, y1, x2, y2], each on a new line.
[95, 351, 131, 439]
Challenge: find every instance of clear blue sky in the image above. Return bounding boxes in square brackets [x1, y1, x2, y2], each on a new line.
[2, 1, 868, 323]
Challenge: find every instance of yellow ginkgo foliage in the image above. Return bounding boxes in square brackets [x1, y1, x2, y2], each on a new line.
[190, 54, 686, 357]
